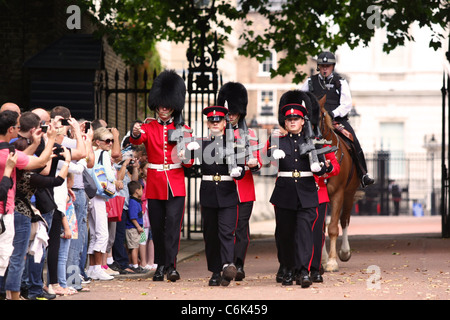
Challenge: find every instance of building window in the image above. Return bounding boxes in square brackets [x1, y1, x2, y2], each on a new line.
[260, 90, 274, 116]
[258, 50, 277, 76]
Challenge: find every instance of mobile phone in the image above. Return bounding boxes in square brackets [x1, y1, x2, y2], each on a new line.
[40, 125, 48, 133]
[8, 145, 15, 155]
[61, 119, 70, 126]
[85, 121, 91, 133]
[54, 146, 64, 155]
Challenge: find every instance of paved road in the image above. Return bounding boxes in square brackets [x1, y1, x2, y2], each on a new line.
[57, 216, 450, 303]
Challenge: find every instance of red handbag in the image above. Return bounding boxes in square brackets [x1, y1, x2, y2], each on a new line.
[106, 196, 125, 222]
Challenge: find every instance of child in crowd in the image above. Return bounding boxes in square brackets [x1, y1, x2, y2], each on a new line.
[126, 181, 144, 272]
[138, 161, 156, 271]
[51, 172, 78, 296]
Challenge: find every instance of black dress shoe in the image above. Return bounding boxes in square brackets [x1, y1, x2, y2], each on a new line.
[221, 264, 237, 286]
[281, 269, 294, 286]
[152, 265, 165, 281]
[167, 267, 180, 282]
[209, 273, 221, 286]
[235, 265, 245, 281]
[296, 273, 312, 288]
[311, 271, 323, 283]
[276, 265, 287, 283]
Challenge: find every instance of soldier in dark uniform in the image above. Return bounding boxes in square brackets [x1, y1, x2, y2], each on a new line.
[217, 82, 262, 281]
[302, 51, 374, 187]
[266, 91, 330, 288]
[192, 105, 245, 286]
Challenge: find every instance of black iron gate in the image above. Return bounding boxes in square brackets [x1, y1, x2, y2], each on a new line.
[94, 67, 155, 135]
[441, 44, 450, 238]
[95, 35, 220, 240]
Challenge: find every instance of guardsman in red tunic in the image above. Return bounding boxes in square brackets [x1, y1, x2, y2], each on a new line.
[130, 70, 194, 282]
[311, 147, 340, 283]
[217, 82, 262, 281]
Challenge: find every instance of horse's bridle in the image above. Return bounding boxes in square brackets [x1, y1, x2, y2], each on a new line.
[320, 112, 344, 164]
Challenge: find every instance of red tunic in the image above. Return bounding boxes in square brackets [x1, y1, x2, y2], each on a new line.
[315, 148, 340, 204]
[130, 120, 193, 200]
[234, 127, 262, 203]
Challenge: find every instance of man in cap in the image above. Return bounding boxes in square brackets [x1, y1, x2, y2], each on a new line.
[191, 105, 245, 286]
[130, 70, 194, 282]
[266, 90, 331, 288]
[302, 51, 374, 187]
[217, 82, 261, 281]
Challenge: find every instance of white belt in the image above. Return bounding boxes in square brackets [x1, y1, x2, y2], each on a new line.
[149, 163, 182, 171]
[278, 171, 313, 178]
[202, 174, 233, 182]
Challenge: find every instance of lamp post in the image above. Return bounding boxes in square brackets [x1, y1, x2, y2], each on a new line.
[424, 134, 440, 215]
[348, 104, 361, 131]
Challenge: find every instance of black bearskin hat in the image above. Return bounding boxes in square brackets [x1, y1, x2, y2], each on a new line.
[217, 82, 248, 117]
[148, 70, 186, 113]
[278, 90, 320, 129]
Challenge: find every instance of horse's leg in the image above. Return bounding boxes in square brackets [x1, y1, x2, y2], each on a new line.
[324, 194, 343, 272]
[338, 196, 354, 262]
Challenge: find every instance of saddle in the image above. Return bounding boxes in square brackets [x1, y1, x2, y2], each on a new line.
[332, 121, 353, 142]
[331, 121, 367, 180]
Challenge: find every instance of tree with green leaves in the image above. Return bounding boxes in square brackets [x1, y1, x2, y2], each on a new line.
[78, 0, 449, 83]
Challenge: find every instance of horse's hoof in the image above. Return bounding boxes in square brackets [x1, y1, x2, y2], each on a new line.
[324, 259, 339, 272]
[338, 249, 352, 262]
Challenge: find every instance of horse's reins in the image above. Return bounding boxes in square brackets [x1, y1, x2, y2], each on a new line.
[319, 111, 356, 187]
[320, 112, 343, 164]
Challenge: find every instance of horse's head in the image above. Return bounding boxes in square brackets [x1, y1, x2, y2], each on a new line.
[318, 95, 333, 130]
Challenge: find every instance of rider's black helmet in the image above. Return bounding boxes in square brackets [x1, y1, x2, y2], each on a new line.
[316, 51, 336, 66]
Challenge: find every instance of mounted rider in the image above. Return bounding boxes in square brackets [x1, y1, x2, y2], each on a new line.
[301, 51, 374, 187]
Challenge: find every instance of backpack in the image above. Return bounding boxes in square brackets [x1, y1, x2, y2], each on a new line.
[82, 168, 97, 199]
[89, 150, 116, 200]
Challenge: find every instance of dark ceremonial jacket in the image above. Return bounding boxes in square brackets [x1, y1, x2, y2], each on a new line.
[194, 135, 245, 208]
[130, 118, 193, 200]
[309, 73, 342, 114]
[267, 132, 326, 210]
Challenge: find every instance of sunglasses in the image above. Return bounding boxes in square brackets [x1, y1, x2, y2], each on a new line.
[101, 139, 114, 144]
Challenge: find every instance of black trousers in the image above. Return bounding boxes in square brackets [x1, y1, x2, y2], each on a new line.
[147, 191, 185, 269]
[311, 202, 327, 272]
[275, 206, 318, 271]
[202, 205, 238, 273]
[234, 201, 253, 266]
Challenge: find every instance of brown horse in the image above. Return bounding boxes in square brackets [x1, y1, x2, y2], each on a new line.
[317, 96, 360, 272]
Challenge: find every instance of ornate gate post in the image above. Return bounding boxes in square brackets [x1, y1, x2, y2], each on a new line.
[185, 0, 221, 239]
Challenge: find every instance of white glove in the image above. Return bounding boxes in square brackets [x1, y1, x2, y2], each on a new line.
[310, 162, 323, 173]
[187, 141, 200, 151]
[272, 149, 286, 160]
[230, 166, 243, 178]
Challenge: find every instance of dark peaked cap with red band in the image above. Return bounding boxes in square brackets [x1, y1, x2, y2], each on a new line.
[281, 103, 307, 119]
[202, 105, 229, 122]
[148, 69, 186, 112]
[217, 82, 248, 117]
